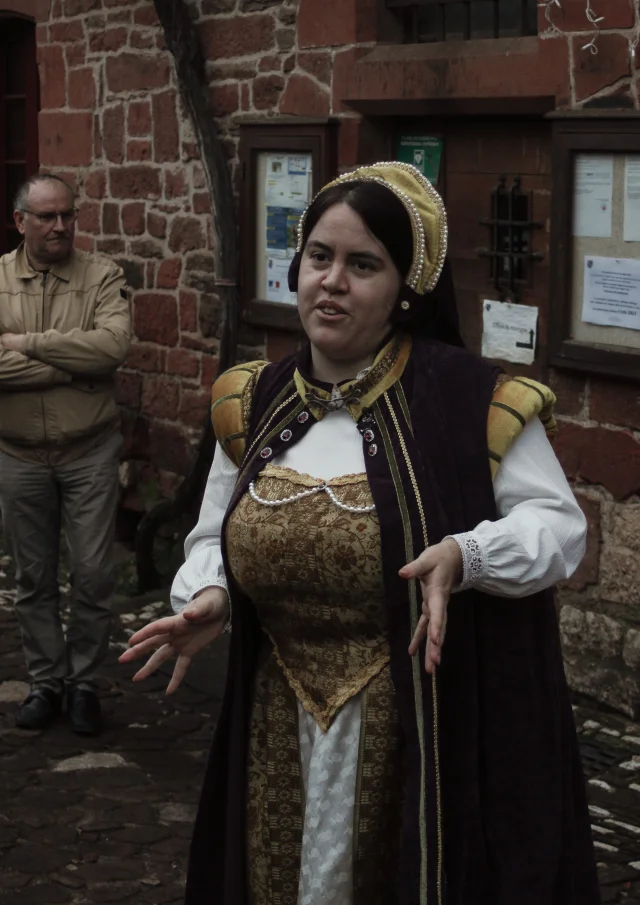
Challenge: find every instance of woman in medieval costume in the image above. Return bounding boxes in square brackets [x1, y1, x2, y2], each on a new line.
[120, 163, 600, 905]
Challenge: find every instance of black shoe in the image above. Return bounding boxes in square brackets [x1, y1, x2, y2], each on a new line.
[67, 687, 102, 736]
[16, 688, 62, 730]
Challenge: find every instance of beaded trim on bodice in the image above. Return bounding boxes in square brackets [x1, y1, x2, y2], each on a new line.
[225, 465, 389, 730]
[249, 465, 376, 513]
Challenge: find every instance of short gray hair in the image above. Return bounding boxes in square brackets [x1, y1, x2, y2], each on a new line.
[14, 174, 75, 212]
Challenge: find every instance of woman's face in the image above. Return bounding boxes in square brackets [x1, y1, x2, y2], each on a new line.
[297, 203, 403, 367]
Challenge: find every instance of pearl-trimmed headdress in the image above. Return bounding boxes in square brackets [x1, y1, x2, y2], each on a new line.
[296, 161, 448, 295]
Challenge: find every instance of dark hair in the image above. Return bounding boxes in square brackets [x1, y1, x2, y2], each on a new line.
[14, 173, 75, 212]
[288, 179, 464, 347]
[298, 181, 413, 280]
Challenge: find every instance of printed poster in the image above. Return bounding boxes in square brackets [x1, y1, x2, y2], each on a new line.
[582, 255, 640, 331]
[264, 154, 311, 211]
[266, 207, 302, 258]
[573, 154, 613, 239]
[266, 256, 296, 306]
[623, 156, 640, 243]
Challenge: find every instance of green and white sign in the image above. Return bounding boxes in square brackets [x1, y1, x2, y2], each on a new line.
[397, 135, 443, 185]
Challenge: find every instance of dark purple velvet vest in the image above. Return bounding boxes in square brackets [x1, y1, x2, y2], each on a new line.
[185, 336, 600, 905]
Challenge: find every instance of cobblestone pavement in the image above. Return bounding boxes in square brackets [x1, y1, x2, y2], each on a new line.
[0, 551, 639, 904]
[0, 549, 228, 905]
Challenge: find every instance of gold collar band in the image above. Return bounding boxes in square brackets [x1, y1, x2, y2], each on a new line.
[294, 332, 412, 422]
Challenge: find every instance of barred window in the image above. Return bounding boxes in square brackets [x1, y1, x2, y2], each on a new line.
[387, 0, 538, 43]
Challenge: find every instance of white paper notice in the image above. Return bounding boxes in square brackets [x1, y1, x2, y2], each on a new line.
[582, 255, 640, 331]
[573, 154, 613, 238]
[623, 156, 640, 242]
[266, 256, 296, 305]
[264, 154, 310, 211]
[482, 300, 538, 365]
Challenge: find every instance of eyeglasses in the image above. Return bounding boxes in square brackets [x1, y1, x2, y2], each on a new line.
[20, 208, 78, 226]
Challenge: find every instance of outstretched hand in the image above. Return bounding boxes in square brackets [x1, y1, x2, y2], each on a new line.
[399, 539, 463, 674]
[118, 586, 229, 694]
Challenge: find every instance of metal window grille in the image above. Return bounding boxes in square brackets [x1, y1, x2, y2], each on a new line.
[478, 176, 543, 301]
[387, 0, 538, 44]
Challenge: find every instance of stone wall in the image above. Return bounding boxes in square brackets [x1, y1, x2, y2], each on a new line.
[15, 0, 640, 712]
[536, 0, 639, 723]
[33, 0, 225, 509]
[552, 373, 640, 718]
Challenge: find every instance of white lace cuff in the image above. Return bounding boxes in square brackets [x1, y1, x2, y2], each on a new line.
[446, 532, 487, 591]
[190, 581, 231, 634]
[190, 575, 228, 597]
[171, 569, 228, 613]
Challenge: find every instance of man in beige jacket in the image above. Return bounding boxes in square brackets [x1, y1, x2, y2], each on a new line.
[0, 173, 132, 735]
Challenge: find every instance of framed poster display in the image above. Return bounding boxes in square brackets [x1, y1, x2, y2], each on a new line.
[239, 120, 338, 331]
[548, 116, 640, 381]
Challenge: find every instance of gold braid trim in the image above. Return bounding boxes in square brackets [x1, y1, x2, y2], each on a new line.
[210, 360, 268, 467]
[294, 333, 412, 423]
[487, 377, 557, 480]
[373, 397, 432, 904]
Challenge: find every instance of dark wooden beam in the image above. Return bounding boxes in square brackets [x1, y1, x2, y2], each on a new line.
[136, 0, 239, 591]
[151, 0, 238, 364]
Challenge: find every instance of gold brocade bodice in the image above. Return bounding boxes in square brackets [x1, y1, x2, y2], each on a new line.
[226, 465, 390, 731]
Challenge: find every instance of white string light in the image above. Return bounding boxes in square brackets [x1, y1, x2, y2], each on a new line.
[585, 0, 605, 25]
[539, 0, 562, 36]
[629, 0, 640, 64]
[582, 0, 604, 54]
[539, 0, 614, 55]
[539, 0, 640, 75]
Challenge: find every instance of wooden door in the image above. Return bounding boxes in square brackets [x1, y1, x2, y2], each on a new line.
[0, 16, 39, 256]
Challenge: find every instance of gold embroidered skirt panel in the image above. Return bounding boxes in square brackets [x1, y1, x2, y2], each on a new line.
[226, 467, 403, 904]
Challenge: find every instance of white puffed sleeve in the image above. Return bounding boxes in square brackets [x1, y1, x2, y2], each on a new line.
[449, 417, 587, 597]
[169, 441, 238, 614]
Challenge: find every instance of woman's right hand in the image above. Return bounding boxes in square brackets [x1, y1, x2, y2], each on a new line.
[118, 586, 229, 694]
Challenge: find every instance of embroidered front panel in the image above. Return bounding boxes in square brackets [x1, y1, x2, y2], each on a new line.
[226, 465, 390, 731]
[247, 647, 303, 905]
[247, 650, 405, 905]
[353, 665, 403, 905]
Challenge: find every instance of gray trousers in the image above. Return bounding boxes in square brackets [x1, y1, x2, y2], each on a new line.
[0, 433, 121, 692]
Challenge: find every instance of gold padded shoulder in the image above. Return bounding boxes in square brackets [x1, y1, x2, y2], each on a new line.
[210, 361, 268, 467]
[487, 377, 557, 480]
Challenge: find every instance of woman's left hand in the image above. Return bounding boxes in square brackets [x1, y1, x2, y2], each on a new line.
[399, 539, 463, 674]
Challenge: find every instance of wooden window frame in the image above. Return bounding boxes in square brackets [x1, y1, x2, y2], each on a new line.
[0, 14, 39, 256]
[239, 119, 338, 332]
[548, 115, 640, 383]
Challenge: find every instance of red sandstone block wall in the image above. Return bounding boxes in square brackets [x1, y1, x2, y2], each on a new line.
[26, 0, 640, 520]
[8, 0, 639, 709]
[33, 0, 235, 506]
[30, 0, 350, 509]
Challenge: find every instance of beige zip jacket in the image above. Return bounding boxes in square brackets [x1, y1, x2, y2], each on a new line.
[0, 244, 132, 464]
